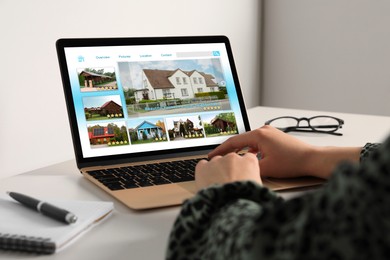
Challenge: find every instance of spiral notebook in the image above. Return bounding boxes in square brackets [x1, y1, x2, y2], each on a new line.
[0, 195, 113, 254]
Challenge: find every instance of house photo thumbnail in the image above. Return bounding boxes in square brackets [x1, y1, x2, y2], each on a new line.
[128, 118, 167, 145]
[83, 95, 124, 121]
[201, 112, 238, 137]
[165, 115, 204, 141]
[118, 59, 230, 117]
[135, 68, 219, 101]
[87, 121, 129, 148]
[78, 67, 117, 92]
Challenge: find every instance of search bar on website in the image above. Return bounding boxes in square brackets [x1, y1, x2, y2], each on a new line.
[176, 51, 219, 58]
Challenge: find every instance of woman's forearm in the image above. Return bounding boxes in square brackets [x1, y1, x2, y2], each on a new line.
[306, 146, 362, 179]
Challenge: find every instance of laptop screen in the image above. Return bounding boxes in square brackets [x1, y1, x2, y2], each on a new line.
[57, 36, 250, 166]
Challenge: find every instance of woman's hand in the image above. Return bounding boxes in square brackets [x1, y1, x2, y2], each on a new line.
[206, 125, 361, 180]
[207, 125, 316, 179]
[195, 152, 261, 190]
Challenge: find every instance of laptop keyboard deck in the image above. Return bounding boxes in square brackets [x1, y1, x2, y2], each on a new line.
[86, 158, 206, 191]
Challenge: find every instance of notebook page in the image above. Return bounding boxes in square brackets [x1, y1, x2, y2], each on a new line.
[0, 196, 113, 252]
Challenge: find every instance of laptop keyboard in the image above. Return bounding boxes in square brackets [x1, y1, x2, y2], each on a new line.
[86, 158, 206, 191]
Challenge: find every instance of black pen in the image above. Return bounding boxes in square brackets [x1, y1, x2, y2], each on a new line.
[7, 192, 78, 224]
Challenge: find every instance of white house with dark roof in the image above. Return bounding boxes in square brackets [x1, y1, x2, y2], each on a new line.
[134, 68, 218, 102]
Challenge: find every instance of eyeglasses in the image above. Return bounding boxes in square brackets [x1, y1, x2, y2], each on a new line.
[264, 115, 344, 136]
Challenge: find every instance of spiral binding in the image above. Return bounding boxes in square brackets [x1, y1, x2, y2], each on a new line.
[0, 233, 55, 254]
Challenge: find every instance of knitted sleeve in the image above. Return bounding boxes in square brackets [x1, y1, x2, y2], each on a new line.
[360, 142, 381, 162]
[166, 140, 390, 260]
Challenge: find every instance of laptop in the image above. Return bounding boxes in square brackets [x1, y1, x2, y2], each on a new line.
[56, 36, 323, 210]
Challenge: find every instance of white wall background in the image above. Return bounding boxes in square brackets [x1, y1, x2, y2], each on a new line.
[5, 0, 388, 179]
[261, 0, 390, 116]
[0, 0, 261, 179]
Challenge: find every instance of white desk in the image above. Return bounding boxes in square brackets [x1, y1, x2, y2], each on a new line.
[1, 106, 390, 260]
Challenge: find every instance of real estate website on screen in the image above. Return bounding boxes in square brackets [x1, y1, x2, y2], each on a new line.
[64, 43, 247, 158]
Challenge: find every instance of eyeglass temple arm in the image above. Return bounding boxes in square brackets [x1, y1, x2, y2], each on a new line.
[283, 128, 343, 136]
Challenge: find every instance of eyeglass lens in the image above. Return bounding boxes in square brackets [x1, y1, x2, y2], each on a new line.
[309, 116, 340, 132]
[267, 117, 297, 131]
